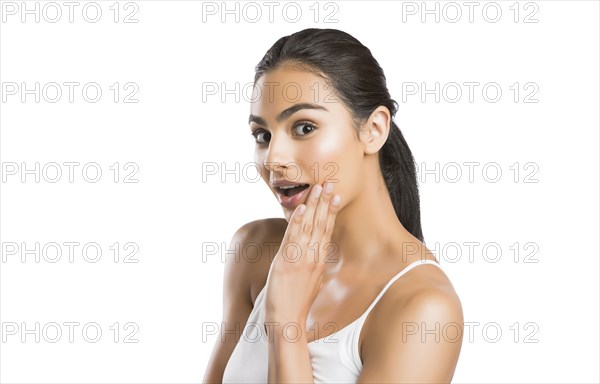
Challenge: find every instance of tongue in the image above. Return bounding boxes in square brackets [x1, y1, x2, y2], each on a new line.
[286, 184, 308, 196]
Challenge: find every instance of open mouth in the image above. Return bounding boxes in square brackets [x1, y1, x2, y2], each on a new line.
[276, 184, 310, 197]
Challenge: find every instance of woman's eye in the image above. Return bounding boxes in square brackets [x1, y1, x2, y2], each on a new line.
[251, 122, 316, 145]
[293, 121, 316, 136]
[251, 129, 271, 144]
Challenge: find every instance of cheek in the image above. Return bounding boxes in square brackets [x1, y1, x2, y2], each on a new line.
[304, 130, 361, 194]
[302, 141, 339, 183]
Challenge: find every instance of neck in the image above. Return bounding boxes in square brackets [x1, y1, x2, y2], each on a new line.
[328, 170, 414, 272]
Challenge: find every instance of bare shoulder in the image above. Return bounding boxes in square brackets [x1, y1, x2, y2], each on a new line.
[364, 261, 463, 346]
[203, 218, 288, 383]
[229, 217, 288, 306]
[359, 261, 463, 382]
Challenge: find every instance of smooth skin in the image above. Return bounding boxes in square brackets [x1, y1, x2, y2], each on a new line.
[203, 61, 464, 383]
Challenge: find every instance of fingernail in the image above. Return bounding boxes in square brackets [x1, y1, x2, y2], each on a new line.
[312, 185, 323, 198]
[332, 195, 341, 206]
[324, 182, 334, 194]
[297, 204, 306, 215]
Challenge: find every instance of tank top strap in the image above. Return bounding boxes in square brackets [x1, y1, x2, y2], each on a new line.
[348, 259, 443, 369]
[360, 259, 442, 319]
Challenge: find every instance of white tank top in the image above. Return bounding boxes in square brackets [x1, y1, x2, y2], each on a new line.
[222, 259, 443, 383]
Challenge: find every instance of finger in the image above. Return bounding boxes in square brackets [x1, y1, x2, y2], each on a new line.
[319, 194, 341, 265]
[326, 194, 342, 234]
[310, 182, 335, 256]
[323, 195, 342, 241]
[286, 203, 306, 243]
[280, 204, 306, 264]
[301, 184, 323, 236]
[313, 182, 335, 235]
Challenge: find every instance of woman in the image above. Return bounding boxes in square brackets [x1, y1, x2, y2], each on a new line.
[204, 28, 463, 383]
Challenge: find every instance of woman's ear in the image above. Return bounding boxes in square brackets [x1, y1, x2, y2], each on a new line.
[359, 106, 391, 155]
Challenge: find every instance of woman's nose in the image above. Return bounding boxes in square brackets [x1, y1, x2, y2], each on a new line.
[263, 133, 295, 172]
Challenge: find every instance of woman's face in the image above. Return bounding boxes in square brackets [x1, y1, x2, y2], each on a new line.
[249, 62, 365, 221]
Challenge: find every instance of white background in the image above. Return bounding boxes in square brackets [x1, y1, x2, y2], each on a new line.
[0, 0, 598, 383]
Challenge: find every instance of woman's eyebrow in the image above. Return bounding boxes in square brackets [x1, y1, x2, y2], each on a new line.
[248, 103, 328, 126]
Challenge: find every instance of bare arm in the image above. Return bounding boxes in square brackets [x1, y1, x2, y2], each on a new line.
[202, 223, 253, 384]
[357, 287, 464, 383]
[202, 219, 286, 384]
[267, 323, 314, 383]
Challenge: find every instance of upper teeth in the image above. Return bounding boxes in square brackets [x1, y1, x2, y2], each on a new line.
[280, 184, 306, 189]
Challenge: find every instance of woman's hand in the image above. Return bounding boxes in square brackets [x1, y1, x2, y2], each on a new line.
[263, 182, 342, 338]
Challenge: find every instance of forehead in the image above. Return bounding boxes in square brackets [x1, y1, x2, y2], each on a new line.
[250, 62, 344, 116]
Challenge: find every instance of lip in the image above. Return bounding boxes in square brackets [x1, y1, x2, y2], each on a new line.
[275, 184, 311, 210]
[271, 179, 307, 188]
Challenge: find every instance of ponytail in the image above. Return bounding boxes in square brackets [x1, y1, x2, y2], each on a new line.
[380, 120, 424, 242]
